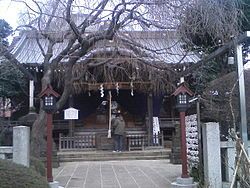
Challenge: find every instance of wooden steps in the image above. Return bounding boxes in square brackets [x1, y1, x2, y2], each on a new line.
[58, 149, 170, 162]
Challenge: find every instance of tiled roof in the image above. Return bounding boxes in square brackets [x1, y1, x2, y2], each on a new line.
[10, 31, 200, 65]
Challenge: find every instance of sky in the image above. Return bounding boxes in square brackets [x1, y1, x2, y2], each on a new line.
[0, 0, 249, 69]
[0, 0, 24, 29]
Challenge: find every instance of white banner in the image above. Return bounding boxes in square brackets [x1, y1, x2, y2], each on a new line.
[153, 117, 160, 144]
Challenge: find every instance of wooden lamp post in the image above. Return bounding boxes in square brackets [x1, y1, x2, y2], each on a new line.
[172, 82, 194, 178]
[39, 84, 60, 182]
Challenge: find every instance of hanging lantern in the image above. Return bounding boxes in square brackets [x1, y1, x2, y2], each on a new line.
[172, 82, 193, 112]
[38, 85, 60, 113]
[228, 49, 234, 65]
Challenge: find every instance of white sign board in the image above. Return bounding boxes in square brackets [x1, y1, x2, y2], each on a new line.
[64, 107, 79, 120]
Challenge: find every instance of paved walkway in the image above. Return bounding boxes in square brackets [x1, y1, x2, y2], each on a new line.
[53, 160, 181, 188]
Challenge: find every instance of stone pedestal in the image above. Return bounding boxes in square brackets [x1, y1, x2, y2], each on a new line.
[49, 181, 62, 188]
[13, 126, 30, 167]
[171, 177, 197, 188]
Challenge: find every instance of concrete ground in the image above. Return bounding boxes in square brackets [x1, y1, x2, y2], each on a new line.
[53, 159, 181, 188]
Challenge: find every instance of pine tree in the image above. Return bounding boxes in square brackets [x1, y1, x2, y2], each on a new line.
[0, 19, 12, 46]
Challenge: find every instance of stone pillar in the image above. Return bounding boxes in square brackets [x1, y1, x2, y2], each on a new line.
[13, 126, 30, 167]
[202, 122, 222, 188]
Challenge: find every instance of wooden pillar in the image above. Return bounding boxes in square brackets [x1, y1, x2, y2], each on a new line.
[180, 111, 188, 178]
[46, 113, 53, 182]
[147, 93, 153, 146]
[29, 80, 34, 109]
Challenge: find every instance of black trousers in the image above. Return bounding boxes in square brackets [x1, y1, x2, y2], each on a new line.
[114, 134, 124, 151]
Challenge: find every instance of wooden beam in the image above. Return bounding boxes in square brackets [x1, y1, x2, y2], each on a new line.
[73, 81, 152, 91]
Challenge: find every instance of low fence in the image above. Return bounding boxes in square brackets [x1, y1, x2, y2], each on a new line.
[59, 133, 96, 151]
[127, 132, 164, 151]
[59, 131, 164, 151]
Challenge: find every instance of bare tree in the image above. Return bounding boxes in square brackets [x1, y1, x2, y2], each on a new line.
[0, 0, 244, 157]
[8, 0, 181, 157]
[177, 0, 242, 51]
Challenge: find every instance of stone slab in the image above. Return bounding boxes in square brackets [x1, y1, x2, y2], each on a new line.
[0, 146, 13, 153]
[53, 160, 181, 188]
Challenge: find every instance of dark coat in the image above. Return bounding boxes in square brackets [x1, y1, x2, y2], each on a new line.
[111, 116, 125, 135]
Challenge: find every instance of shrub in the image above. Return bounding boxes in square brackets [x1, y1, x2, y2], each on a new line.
[30, 157, 46, 177]
[0, 159, 49, 188]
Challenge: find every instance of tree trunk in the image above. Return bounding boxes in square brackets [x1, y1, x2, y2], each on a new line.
[30, 67, 70, 157]
[31, 110, 46, 157]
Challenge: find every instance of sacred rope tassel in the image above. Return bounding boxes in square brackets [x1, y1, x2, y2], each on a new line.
[116, 82, 119, 95]
[100, 84, 104, 97]
[130, 81, 134, 96]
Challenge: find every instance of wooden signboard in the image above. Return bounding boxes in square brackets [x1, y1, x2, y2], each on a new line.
[64, 107, 79, 120]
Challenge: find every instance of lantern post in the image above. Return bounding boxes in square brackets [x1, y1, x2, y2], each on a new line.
[38, 84, 60, 183]
[172, 82, 196, 186]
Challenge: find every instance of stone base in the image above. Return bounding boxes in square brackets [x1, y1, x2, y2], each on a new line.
[171, 177, 198, 188]
[49, 181, 63, 188]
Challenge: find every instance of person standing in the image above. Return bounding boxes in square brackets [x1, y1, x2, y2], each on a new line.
[111, 111, 125, 152]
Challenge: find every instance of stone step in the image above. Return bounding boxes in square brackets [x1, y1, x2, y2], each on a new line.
[60, 155, 169, 162]
[58, 149, 170, 162]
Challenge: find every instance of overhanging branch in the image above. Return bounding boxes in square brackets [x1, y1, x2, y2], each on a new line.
[179, 31, 250, 77]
